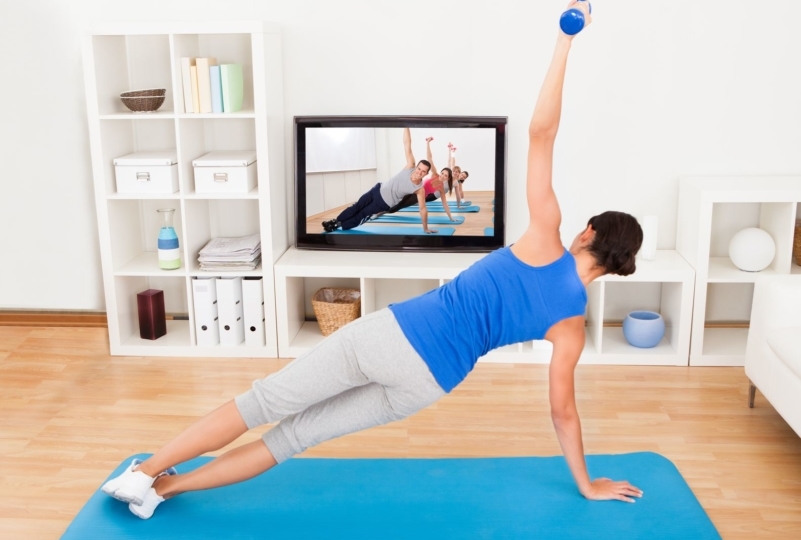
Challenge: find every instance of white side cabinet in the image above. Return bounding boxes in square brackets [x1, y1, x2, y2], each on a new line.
[274, 248, 695, 366]
[677, 176, 801, 366]
[82, 22, 286, 357]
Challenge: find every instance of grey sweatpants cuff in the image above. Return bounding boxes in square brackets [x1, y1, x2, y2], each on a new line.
[234, 390, 265, 430]
[234, 390, 297, 464]
[262, 425, 297, 464]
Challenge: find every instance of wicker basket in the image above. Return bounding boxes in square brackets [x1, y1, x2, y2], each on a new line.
[793, 220, 801, 267]
[121, 95, 166, 113]
[120, 88, 166, 113]
[120, 88, 166, 98]
[312, 288, 361, 336]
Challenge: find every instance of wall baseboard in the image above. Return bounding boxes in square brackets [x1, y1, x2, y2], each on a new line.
[0, 311, 108, 328]
[0, 312, 751, 330]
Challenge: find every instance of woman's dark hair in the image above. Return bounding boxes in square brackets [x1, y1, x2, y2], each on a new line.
[586, 211, 643, 276]
[441, 167, 453, 193]
[462, 170, 469, 179]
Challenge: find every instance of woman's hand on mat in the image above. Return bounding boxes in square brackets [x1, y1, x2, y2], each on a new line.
[424, 228, 438, 234]
[582, 478, 643, 503]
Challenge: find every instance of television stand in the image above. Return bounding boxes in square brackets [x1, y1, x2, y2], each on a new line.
[274, 247, 695, 366]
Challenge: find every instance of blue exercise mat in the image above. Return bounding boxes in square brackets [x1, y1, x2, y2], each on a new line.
[399, 205, 480, 213]
[64, 452, 720, 540]
[485, 227, 494, 236]
[371, 215, 465, 225]
[416, 200, 471, 207]
[327, 226, 455, 236]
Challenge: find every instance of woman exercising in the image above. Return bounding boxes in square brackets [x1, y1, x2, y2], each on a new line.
[383, 136, 457, 233]
[102, 2, 643, 519]
[448, 144, 469, 208]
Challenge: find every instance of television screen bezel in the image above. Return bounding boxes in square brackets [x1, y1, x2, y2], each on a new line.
[294, 115, 507, 252]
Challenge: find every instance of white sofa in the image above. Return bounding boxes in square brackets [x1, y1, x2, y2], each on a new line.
[745, 275, 801, 437]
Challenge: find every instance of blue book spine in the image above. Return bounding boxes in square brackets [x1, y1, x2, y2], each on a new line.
[210, 65, 223, 113]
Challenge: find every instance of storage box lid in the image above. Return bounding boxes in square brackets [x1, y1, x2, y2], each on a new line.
[113, 150, 177, 166]
[193, 150, 257, 167]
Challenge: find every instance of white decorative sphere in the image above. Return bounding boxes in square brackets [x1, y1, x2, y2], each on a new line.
[728, 228, 776, 272]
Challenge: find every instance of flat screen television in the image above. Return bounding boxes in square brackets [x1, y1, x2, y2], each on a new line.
[294, 116, 506, 252]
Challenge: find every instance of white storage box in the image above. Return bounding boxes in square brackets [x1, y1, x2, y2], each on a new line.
[193, 151, 257, 194]
[113, 150, 178, 194]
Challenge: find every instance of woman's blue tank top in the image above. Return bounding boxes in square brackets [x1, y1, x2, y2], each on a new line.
[389, 246, 588, 392]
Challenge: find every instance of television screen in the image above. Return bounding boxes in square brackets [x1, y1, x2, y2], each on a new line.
[295, 116, 506, 252]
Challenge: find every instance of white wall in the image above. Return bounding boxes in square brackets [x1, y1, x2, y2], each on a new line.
[1, 0, 800, 310]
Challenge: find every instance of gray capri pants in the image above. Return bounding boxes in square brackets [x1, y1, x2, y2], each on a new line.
[234, 308, 445, 463]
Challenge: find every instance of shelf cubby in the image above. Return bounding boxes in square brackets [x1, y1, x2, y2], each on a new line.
[361, 278, 440, 315]
[600, 281, 683, 356]
[700, 282, 752, 361]
[177, 118, 258, 196]
[709, 201, 797, 276]
[704, 282, 754, 325]
[100, 119, 177, 196]
[91, 34, 174, 116]
[701, 327, 749, 359]
[183, 199, 260, 275]
[112, 276, 190, 349]
[278, 276, 362, 355]
[108, 199, 185, 276]
[170, 32, 255, 114]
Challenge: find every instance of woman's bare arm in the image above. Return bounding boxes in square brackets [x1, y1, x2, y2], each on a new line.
[515, 2, 590, 265]
[547, 318, 643, 502]
[426, 137, 438, 176]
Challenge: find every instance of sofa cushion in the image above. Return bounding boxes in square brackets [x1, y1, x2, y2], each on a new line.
[767, 327, 801, 378]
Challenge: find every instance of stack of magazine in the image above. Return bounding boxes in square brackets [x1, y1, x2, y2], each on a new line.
[198, 234, 261, 271]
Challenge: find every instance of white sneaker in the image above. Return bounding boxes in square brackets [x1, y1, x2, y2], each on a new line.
[128, 486, 165, 519]
[101, 459, 154, 506]
[101, 459, 178, 506]
[128, 467, 177, 519]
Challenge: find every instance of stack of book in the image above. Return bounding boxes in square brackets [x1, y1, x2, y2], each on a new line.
[198, 234, 261, 271]
[181, 57, 244, 114]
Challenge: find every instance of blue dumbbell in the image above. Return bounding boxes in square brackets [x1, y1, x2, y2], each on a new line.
[560, 0, 592, 36]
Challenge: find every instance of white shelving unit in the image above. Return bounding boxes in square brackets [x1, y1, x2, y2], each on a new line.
[274, 248, 695, 365]
[83, 22, 286, 357]
[677, 176, 801, 366]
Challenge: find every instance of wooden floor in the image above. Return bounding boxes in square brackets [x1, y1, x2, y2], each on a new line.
[307, 190, 495, 235]
[1, 326, 800, 539]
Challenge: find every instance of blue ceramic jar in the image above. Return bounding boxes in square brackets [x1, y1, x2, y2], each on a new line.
[623, 311, 665, 348]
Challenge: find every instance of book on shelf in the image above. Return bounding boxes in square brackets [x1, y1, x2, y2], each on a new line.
[189, 65, 200, 113]
[196, 57, 218, 113]
[221, 64, 244, 113]
[180, 57, 195, 114]
[210, 65, 223, 113]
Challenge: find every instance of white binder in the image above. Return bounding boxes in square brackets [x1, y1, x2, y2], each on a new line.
[242, 277, 266, 347]
[192, 277, 220, 346]
[216, 277, 245, 346]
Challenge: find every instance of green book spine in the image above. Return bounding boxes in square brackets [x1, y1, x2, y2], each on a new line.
[220, 64, 244, 113]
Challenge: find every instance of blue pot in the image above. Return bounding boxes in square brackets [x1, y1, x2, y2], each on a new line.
[622, 311, 665, 348]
